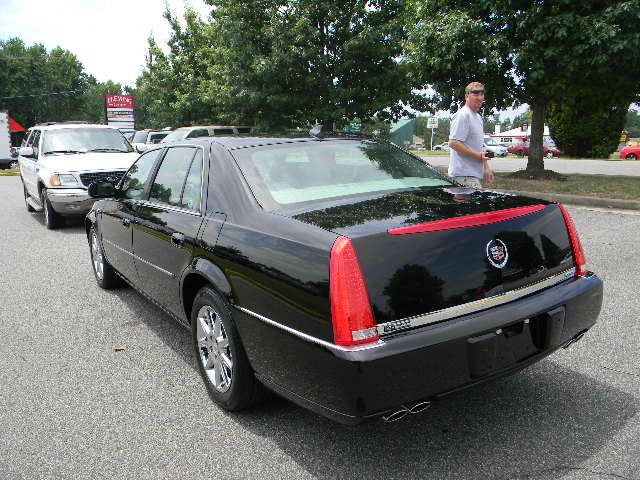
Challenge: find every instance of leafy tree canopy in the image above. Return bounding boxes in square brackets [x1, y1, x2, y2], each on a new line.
[407, 0, 640, 171]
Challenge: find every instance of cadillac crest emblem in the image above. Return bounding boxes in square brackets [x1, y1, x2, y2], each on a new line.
[486, 238, 509, 268]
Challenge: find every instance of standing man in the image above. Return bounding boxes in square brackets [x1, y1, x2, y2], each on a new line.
[448, 82, 494, 188]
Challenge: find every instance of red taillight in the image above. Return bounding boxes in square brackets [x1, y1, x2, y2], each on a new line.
[330, 236, 379, 346]
[558, 204, 587, 277]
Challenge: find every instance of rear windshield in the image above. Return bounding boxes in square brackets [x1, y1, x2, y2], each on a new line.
[232, 140, 452, 210]
[42, 128, 133, 154]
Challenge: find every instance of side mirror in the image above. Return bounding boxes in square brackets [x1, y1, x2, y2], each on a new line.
[19, 146, 34, 157]
[134, 143, 148, 153]
[88, 181, 116, 198]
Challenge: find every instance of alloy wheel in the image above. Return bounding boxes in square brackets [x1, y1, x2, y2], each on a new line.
[196, 305, 233, 393]
[91, 232, 104, 281]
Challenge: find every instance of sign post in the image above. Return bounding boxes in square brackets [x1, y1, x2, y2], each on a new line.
[0, 112, 11, 163]
[104, 94, 135, 132]
[427, 117, 438, 150]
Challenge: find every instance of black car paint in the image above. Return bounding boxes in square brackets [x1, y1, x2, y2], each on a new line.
[86, 137, 603, 424]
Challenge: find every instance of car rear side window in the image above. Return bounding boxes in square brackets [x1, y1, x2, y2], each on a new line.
[149, 147, 198, 208]
[121, 149, 162, 199]
[213, 128, 234, 135]
[186, 129, 209, 139]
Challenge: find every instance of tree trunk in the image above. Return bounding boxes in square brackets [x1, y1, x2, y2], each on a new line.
[526, 102, 545, 172]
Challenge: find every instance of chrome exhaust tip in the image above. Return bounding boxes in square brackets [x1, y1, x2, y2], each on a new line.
[562, 330, 587, 349]
[382, 401, 431, 423]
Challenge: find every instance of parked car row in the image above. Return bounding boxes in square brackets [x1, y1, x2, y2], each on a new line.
[17, 122, 603, 425]
[506, 141, 563, 158]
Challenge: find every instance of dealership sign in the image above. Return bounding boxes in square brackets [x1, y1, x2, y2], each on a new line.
[104, 94, 135, 131]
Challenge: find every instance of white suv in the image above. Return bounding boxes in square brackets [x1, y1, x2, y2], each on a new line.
[19, 122, 139, 229]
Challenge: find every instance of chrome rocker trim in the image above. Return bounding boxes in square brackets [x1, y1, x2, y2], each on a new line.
[236, 268, 575, 351]
[103, 238, 175, 277]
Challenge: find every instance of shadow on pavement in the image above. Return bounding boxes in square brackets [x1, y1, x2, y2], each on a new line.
[111, 284, 636, 480]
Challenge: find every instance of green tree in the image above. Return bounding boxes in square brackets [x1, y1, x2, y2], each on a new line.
[205, 0, 421, 129]
[625, 108, 640, 138]
[134, 7, 221, 129]
[407, 1, 640, 175]
[547, 87, 633, 158]
[0, 38, 90, 127]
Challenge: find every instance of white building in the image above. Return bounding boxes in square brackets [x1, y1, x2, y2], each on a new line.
[489, 124, 550, 146]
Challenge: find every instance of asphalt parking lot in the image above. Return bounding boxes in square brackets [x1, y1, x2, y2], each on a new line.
[1, 176, 639, 480]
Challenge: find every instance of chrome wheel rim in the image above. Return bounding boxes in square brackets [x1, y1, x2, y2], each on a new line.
[196, 305, 233, 393]
[9, 161, 18, 169]
[91, 232, 104, 281]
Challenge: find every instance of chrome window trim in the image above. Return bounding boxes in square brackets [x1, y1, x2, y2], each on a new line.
[103, 238, 175, 277]
[138, 200, 201, 217]
[234, 306, 384, 353]
[376, 268, 575, 336]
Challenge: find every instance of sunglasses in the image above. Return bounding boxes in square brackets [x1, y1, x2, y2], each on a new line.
[468, 89, 485, 95]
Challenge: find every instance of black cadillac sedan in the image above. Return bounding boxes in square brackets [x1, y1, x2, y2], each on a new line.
[85, 135, 603, 424]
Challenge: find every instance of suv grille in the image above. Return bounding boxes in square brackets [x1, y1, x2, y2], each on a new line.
[79, 171, 126, 187]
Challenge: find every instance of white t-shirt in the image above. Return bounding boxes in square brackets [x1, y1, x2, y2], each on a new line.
[448, 105, 484, 179]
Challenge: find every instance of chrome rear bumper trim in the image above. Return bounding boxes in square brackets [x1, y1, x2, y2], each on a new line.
[377, 269, 575, 336]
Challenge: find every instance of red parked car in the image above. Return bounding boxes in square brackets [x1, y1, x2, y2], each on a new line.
[619, 145, 640, 160]
[507, 141, 562, 158]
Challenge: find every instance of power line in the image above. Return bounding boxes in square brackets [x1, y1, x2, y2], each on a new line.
[0, 89, 85, 100]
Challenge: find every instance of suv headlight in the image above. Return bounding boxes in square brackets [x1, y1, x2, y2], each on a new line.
[50, 174, 81, 187]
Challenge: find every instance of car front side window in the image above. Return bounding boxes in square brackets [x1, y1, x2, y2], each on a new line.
[120, 149, 163, 200]
[149, 147, 198, 208]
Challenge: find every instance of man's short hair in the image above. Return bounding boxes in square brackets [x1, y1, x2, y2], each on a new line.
[465, 82, 484, 93]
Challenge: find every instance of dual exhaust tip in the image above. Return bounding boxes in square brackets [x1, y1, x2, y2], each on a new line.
[562, 329, 587, 349]
[382, 401, 431, 423]
[383, 330, 588, 423]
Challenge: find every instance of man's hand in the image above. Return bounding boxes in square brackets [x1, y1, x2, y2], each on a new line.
[485, 166, 495, 185]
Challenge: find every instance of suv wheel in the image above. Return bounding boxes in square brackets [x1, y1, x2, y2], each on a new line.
[89, 226, 122, 289]
[40, 188, 64, 229]
[191, 287, 267, 411]
[626, 154, 637, 160]
[517, 150, 525, 157]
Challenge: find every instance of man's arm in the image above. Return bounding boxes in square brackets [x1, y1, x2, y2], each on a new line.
[448, 139, 488, 162]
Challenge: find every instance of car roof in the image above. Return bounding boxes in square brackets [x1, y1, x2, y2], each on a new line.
[185, 136, 370, 151]
[32, 123, 119, 131]
[175, 125, 250, 131]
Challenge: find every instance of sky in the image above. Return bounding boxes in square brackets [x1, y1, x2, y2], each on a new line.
[0, 0, 211, 87]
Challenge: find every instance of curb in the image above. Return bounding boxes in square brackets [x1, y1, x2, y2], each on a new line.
[500, 190, 640, 211]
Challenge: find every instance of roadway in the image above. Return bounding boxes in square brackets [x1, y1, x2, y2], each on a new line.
[420, 154, 640, 177]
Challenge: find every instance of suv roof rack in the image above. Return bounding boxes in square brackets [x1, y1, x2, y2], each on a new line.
[35, 121, 98, 126]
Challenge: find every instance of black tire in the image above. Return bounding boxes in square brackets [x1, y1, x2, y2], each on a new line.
[89, 225, 122, 289]
[191, 287, 266, 411]
[40, 188, 64, 229]
[545, 151, 554, 158]
[8, 160, 18, 169]
[23, 183, 35, 212]
[516, 150, 525, 157]
[626, 154, 637, 160]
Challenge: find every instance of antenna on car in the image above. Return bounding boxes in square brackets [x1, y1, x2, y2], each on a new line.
[309, 124, 328, 139]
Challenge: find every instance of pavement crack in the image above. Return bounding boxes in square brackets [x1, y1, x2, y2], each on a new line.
[601, 365, 640, 378]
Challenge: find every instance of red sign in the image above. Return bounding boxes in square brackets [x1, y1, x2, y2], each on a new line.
[105, 94, 134, 109]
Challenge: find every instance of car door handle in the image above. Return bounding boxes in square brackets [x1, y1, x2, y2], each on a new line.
[171, 232, 185, 248]
[122, 218, 130, 228]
